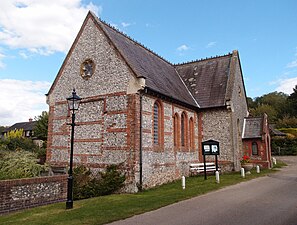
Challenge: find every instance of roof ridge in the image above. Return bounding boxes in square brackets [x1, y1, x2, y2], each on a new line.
[97, 17, 173, 66]
[174, 53, 232, 66]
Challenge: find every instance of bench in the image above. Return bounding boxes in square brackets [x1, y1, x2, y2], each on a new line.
[190, 163, 220, 175]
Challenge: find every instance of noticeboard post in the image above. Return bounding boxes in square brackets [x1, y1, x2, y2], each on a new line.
[202, 140, 220, 180]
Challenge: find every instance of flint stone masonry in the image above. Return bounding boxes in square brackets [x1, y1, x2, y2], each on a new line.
[202, 109, 233, 161]
[75, 124, 102, 139]
[87, 150, 128, 164]
[143, 165, 176, 188]
[54, 104, 68, 117]
[142, 114, 152, 130]
[106, 95, 127, 111]
[104, 114, 127, 129]
[76, 101, 103, 122]
[11, 183, 61, 200]
[51, 149, 69, 162]
[52, 135, 69, 147]
[48, 20, 132, 104]
[0, 175, 67, 215]
[74, 142, 101, 154]
[141, 95, 199, 188]
[53, 119, 67, 133]
[104, 132, 127, 147]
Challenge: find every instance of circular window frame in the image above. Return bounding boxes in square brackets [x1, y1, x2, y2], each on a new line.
[80, 59, 95, 80]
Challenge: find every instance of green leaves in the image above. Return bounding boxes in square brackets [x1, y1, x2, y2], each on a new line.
[73, 164, 126, 200]
[34, 111, 48, 141]
[0, 150, 48, 180]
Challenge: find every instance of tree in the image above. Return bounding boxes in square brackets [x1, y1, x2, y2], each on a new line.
[287, 85, 297, 117]
[34, 111, 48, 141]
[249, 104, 278, 122]
[253, 92, 288, 119]
[0, 126, 6, 135]
[247, 97, 257, 109]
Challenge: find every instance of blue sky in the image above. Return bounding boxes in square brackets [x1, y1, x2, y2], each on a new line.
[0, 0, 297, 125]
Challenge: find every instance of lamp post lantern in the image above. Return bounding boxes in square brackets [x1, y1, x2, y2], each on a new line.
[66, 89, 81, 209]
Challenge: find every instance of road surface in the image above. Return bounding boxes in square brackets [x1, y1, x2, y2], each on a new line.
[108, 156, 297, 225]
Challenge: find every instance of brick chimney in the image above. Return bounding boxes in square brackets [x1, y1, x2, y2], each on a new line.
[29, 118, 33, 122]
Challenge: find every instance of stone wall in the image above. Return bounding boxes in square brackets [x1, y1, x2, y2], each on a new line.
[228, 53, 249, 170]
[0, 175, 67, 215]
[141, 95, 199, 188]
[201, 108, 234, 168]
[46, 15, 138, 191]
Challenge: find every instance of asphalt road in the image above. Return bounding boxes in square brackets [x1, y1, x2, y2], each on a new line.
[107, 156, 297, 225]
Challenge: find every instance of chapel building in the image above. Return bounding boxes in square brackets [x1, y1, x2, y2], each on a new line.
[46, 11, 253, 192]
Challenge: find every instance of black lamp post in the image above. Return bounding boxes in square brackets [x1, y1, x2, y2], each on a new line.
[66, 89, 81, 209]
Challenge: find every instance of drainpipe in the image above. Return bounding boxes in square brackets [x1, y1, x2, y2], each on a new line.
[139, 91, 143, 191]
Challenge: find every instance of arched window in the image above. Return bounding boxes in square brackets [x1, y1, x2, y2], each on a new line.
[153, 100, 163, 145]
[173, 113, 180, 147]
[181, 112, 188, 147]
[189, 117, 194, 149]
[252, 142, 258, 155]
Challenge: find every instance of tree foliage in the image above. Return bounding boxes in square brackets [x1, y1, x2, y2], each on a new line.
[4, 128, 24, 139]
[34, 111, 49, 141]
[248, 90, 297, 126]
[0, 150, 48, 180]
[286, 85, 297, 117]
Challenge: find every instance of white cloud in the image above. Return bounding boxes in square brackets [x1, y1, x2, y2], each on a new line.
[0, 0, 101, 55]
[0, 52, 5, 68]
[286, 60, 297, 68]
[0, 79, 51, 126]
[206, 41, 217, 48]
[19, 51, 30, 59]
[121, 22, 131, 28]
[177, 44, 189, 51]
[275, 77, 297, 94]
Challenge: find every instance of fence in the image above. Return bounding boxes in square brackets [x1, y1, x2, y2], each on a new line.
[0, 175, 67, 215]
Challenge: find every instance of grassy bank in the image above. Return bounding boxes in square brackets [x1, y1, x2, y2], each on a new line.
[0, 166, 283, 225]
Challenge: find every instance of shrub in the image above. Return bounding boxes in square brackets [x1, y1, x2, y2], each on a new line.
[73, 164, 126, 200]
[73, 165, 93, 200]
[271, 137, 297, 155]
[0, 150, 49, 180]
[278, 128, 297, 137]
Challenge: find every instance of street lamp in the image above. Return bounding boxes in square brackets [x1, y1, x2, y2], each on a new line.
[66, 89, 82, 209]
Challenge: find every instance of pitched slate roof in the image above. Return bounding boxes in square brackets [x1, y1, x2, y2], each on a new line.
[3, 121, 36, 133]
[269, 125, 286, 137]
[48, 12, 244, 110]
[92, 13, 198, 107]
[242, 117, 263, 139]
[175, 54, 232, 108]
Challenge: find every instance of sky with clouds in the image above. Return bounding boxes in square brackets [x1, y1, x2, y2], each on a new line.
[0, 0, 296, 125]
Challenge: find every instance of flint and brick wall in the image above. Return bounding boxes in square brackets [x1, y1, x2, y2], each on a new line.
[141, 95, 199, 188]
[46, 16, 139, 192]
[0, 175, 67, 215]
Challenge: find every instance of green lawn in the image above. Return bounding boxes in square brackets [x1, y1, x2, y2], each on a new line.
[0, 166, 283, 225]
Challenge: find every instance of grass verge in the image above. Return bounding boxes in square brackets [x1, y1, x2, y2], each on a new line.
[0, 163, 286, 225]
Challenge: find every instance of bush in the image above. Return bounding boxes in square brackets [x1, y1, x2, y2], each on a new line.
[0, 150, 49, 180]
[278, 128, 297, 137]
[73, 165, 93, 200]
[73, 164, 126, 200]
[271, 137, 297, 155]
[0, 135, 39, 152]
